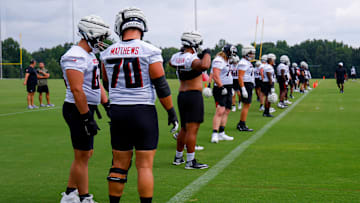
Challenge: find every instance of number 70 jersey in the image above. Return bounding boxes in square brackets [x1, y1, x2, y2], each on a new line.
[100, 39, 163, 105]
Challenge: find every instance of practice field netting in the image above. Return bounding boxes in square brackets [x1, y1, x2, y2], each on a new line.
[0, 79, 359, 202]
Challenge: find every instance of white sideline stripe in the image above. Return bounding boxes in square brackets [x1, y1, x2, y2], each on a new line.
[0, 106, 61, 117]
[167, 92, 309, 203]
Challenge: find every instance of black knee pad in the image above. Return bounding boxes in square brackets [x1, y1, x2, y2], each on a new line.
[107, 168, 128, 183]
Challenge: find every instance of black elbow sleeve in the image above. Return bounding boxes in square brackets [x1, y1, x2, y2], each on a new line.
[151, 75, 171, 98]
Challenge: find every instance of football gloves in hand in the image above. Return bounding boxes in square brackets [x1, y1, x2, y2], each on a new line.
[241, 86, 248, 99]
[221, 86, 228, 95]
[167, 107, 179, 133]
[81, 111, 100, 136]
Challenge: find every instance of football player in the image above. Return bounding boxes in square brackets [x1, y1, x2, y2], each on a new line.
[60, 15, 111, 203]
[283, 56, 292, 105]
[276, 55, 288, 108]
[169, 31, 211, 169]
[258, 55, 267, 111]
[230, 55, 241, 112]
[23, 59, 38, 109]
[236, 45, 256, 132]
[335, 62, 346, 93]
[299, 61, 306, 93]
[289, 63, 298, 98]
[100, 8, 178, 203]
[210, 45, 237, 143]
[262, 53, 276, 117]
[350, 66, 356, 80]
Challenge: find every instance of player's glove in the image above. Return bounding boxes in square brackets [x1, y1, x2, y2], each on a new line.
[102, 100, 111, 118]
[167, 107, 179, 133]
[271, 88, 275, 93]
[241, 86, 248, 99]
[220, 86, 228, 95]
[197, 48, 211, 59]
[80, 111, 100, 136]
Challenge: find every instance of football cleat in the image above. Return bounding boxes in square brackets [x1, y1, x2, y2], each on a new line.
[185, 159, 209, 169]
[32, 105, 39, 109]
[231, 105, 236, 112]
[195, 145, 205, 151]
[277, 102, 286, 109]
[259, 105, 265, 111]
[173, 156, 185, 165]
[184, 145, 205, 151]
[237, 124, 254, 132]
[47, 104, 55, 107]
[263, 113, 274, 117]
[270, 107, 276, 113]
[218, 132, 234, 141]
[80, 194, 97, 203]
[60, 190, 80, 203]
[40, 104, 46, 107]
[284, 100, 292, 105]
[211, 133, 219, 143]
[27, 105, 34, 110]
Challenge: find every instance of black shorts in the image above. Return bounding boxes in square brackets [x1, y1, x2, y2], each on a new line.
[240, 82, 254, 104]
[299, 76, 305, 83]
[337, 79, 344, 84]
[62, 102, 97, 151]
[255, 78, 262, 88]
[232, 79, 240, 91]
[261, 82, 271, 96]
[213, 85, 233, 109]
[110, 104, 158, 151]
[178, 90, 204, 128]
[278, 80, 287, 91]
[26, 83, 36, 93]
[37, 85, 49, 93]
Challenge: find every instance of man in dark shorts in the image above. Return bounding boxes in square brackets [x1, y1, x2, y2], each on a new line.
[23, 60, 38, 109]
[37, 62, 55, 107]
[335, 62, 347, 93]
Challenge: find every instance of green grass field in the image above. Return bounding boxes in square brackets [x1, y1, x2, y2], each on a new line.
[0, 78, 359, 203]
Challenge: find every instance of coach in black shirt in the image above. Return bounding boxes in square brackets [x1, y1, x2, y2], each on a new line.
[23, 60, 39, 109]
[335, 62, 346, 93]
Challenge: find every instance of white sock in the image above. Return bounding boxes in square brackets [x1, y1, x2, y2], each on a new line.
[176, 151, 183, 158]
[186, 152, 195, 162]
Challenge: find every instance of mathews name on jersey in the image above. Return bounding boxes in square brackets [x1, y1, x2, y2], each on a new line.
[60, 46, 101, 105]
[100, 39, 163, 105]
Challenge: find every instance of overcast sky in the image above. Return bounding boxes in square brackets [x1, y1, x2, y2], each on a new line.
[1, 0, 360, 52]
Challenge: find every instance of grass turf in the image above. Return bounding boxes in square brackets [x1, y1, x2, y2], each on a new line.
[0, 79, 359, 202]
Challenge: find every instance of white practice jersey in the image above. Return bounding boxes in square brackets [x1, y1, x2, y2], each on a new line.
[263, 64, 275, 83]
[61, 46, 101, 105]
[305, 69, 311, 80]
[100, 39, 163, 105]
[237, 58, 254, 84]
[285, 65, 291, 81]
[230, 63, 238, 78]
[254, 66, 262, 79]
[170, 52, 198, 69]
[259, 63, 267, 80]
[277, 63, 287, 76]
[212, 56, 232, 86]
[170, 52, 201, 81]
[351, 67, 356, 75]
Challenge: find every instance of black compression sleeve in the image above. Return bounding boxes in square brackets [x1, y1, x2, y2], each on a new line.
[151, 75, 171, 98]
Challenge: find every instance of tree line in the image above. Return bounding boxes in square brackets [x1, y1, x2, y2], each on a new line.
[1, 37, 358, 79]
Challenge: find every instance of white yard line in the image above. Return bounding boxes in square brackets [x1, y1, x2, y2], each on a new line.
[167, 91, 310, 203]
[0, 106, 61, 117]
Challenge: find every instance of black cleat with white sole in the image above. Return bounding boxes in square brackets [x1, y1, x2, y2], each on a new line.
[263, 113, 274, 117]
[173, 156, 185, 165]
[185, 159, 208, 169]
[237, 124, 254, 132]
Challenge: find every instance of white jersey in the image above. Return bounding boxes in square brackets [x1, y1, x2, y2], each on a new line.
[61, 45, 101, 105]
[212, 56, 232, 86]
[263, 64, 275, 83]
[237, 58, 254, 84]
[305, 69, 311, 80]
[100, 39, 163, 105]
[276, 63, 287, 76]
[285, 65, 291, 81]
[259, 63, 267, 80]
[170, 52, 201, 81]
[351, 67, 356, 75]
[254, 66, 262, 79]
[230, 63, 238, 79]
